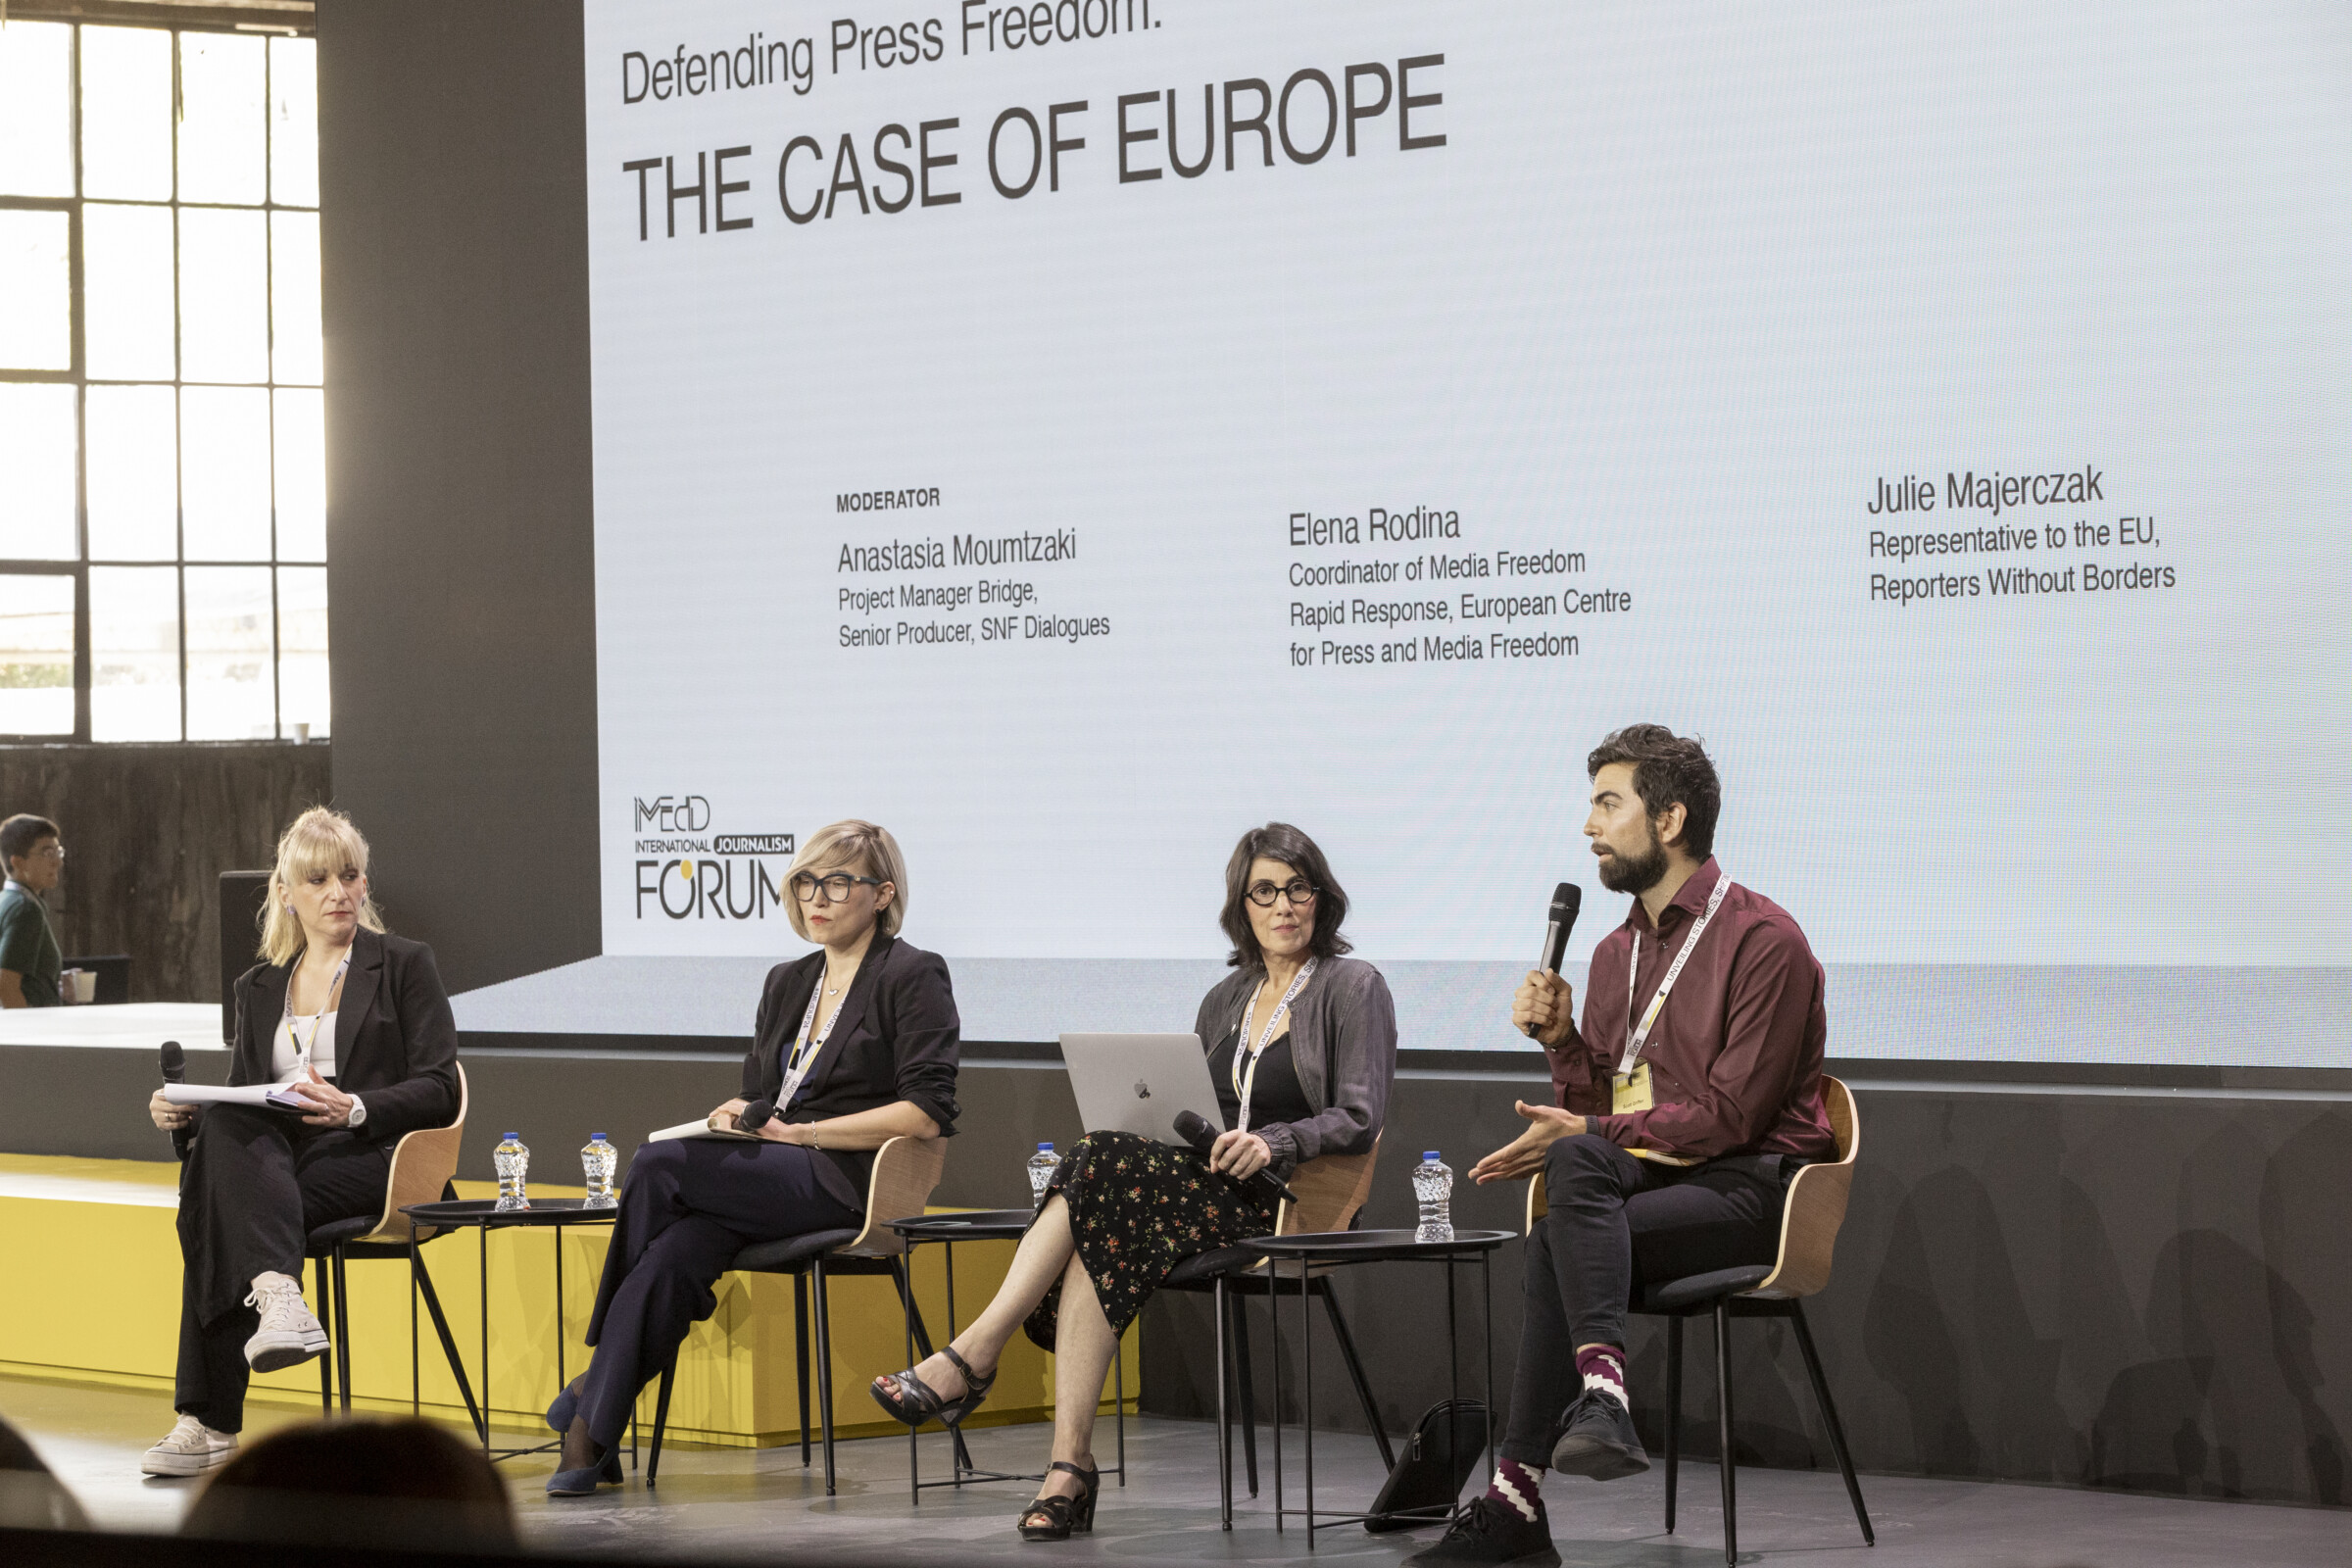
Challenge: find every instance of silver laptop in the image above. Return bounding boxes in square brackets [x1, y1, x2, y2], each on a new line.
[1060, 1033, 1225, 1147]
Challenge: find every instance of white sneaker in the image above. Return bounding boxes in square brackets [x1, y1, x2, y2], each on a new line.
[142, 1413, 237, 1477]
[243, 1271, 331, 1372]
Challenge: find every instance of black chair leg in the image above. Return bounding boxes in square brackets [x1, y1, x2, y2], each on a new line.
[795, 1274, 812, 1468]
[814, 1263, 840, 1496]
[1318, 1283, 1396, 1472]
[1214, 1278, 1233, 1530]
[315, 1256, 334, 1414]
[887, 1260, 976, 1474]
[1789, 1302, 1873, 1544]
[1230, 1288, 1259, 1497]
[332, 1249, 355, 1413]
[648, 1354, 676, 1486]
[413, 1252, 483, 1443]
[1714, 1301, 1737, 1567]
[1664, 1314, 1684, 1535]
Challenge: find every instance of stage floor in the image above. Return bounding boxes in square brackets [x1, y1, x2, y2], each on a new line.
[5, 1376, 2343, 1566]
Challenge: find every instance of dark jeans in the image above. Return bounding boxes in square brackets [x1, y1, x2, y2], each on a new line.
[1499, 1133, 1784, 1466]
[576, 1137, 860, 1449]
[173, 1103, 390, 1434]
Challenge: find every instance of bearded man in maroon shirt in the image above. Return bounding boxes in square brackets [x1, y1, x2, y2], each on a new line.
[1410, 724, 1838, 1568]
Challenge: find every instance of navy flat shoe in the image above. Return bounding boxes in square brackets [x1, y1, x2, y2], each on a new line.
[545, 1446, 621, 1497]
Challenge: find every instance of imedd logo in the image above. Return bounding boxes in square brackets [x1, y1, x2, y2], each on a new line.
[631, 795, 796, 919]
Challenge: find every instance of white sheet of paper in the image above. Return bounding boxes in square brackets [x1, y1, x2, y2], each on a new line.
[645, 1117, 759, 1144]
[163, 1083, 312, 1112]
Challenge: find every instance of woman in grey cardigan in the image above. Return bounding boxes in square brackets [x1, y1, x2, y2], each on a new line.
[870, 822, 1396, 1540]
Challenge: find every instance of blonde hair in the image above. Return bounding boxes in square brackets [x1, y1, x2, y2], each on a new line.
[782, 819, 907, 943]
[260, 808, 387, 966]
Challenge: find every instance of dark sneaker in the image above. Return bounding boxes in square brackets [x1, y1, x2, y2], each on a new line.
[1549, 1388, 1649, 1481]
[1402, 1495, 1560, 1567]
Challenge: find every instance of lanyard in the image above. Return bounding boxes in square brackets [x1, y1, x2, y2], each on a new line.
[282, 953, 352, 1076]
[1622, 875, 1733, 1076]
[1231, 957, 1316, 1135]
[780, 971, 849, 1108]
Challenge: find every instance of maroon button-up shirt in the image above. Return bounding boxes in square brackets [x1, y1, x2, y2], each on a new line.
[1549, 858, 1836, 1161]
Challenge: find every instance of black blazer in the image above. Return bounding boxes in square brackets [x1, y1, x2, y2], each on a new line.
[740, 933, 960, 1210]
[228, 926, 462, 1145]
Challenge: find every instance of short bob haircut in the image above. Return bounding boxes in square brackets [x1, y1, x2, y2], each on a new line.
[260, 808, 387, 967]
[1218, 822, 1352, 969]
[782, 819, 907, 944]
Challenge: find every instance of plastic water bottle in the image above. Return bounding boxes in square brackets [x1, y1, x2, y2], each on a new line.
[493, 1132, 530, 1211]
[1412, 1151, 1454, 1244]
[1026, 1143, 1060, 1205]
[581, 1133, 617, 1208]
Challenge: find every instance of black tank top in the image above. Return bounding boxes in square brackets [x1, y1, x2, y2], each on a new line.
[1206, 1029, 1315, 1133]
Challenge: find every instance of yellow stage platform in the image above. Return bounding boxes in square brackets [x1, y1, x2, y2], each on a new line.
[0, 1153, 1129, 1446]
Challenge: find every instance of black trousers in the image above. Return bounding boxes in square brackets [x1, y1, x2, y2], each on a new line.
[1498, 1133, 1784, 1466]
[173, 1104, 389, 1433]
[577, 1138, 860, 1449]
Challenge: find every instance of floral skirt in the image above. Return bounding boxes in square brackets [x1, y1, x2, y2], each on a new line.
[1022, 1129, 1277, 1350]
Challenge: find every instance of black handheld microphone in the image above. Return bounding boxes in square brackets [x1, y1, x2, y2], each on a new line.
[160, 1041, 190, 1161]
[736, 1098, 778, 1132]
[1173, 1108, 1298, 1206]
[1522, 882, 1582, 1038]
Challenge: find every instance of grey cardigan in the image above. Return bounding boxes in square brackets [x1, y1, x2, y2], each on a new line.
[1192, 955, 1397, 1175]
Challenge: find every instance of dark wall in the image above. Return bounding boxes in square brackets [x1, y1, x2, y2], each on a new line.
[315, 0, 602, 995]
[0, 742, 331, 1002]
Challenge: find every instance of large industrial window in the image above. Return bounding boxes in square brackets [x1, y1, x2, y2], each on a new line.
[0, 19, 325, 743]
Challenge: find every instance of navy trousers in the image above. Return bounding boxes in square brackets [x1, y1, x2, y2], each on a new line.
[1498, 1133, 1783, 1466]
[577, 1137, 860, 1448]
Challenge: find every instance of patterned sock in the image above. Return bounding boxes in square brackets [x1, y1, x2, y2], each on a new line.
[1485, 1456, 1544, 1521]
[1577, 1345, 1629, 1410]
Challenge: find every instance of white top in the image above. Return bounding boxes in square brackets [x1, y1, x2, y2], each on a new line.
[271, 1011, 338, 1081]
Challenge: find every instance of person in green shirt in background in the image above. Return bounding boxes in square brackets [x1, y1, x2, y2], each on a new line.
[0, 813, 66, 1009]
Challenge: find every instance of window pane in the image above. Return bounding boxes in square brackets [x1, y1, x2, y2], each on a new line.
[185, 565, 273, 739]
[270, 38, 318, 208]
[0, 383, 78, 560]
[90, 564, 179, 741]
[0, 21, 74, 198]
[80, 25, 173, 201]
[276, 564, 327, 738]
[272, 389, 325, 562]
[86, 384, 178, 561]
[178, 207, 270, 383]
[178, 33, 267, 207]
[179, 387, 271, 560]
[0, 209, 72, 371]
[0, 575, 75, 737]
[83, 202, 177, 379]
[270, 210, 322, 385]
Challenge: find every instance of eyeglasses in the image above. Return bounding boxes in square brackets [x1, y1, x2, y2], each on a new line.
[1246, 878, 1319, 908]
[791, 872, 884, 905]
[34, 845, 65, 861]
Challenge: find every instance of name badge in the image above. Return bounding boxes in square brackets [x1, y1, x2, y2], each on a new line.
[1610, 1061, 1655, 1114]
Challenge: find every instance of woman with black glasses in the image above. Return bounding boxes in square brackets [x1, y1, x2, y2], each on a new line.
[869, 822, 1396, 1541]
[543, 819, 960, 1496]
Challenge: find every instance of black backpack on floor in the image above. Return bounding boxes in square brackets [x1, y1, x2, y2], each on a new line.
[1365, 1399, 1492, 1533]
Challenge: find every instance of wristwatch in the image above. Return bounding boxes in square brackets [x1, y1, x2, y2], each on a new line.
[347, 1096, 368, 1128]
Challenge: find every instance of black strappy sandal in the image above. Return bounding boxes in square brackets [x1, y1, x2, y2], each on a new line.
[869, 1345, 997, 1429]
[1017, 1460, 1101, 1541]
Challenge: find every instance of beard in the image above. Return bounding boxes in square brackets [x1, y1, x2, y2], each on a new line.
[1595, 827, 1670, 895]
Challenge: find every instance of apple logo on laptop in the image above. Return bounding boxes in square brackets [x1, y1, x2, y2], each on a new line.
[1133, 1080, 1152, 1099]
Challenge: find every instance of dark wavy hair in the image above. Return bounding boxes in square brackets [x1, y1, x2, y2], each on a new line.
[1587, 723, 1721, 859]
[1218, 822, 1352, 968]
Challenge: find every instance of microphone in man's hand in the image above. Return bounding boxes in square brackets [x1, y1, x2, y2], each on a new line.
[1521, 882, 1582, 1038]
[160, 1041, 190, 1160]
[735, 1099, 777, 1133]
[1172, 1108, 1298, 1206]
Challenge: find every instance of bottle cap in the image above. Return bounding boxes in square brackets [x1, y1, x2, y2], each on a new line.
[1424, 1151, 1441, 1160]
[1038, 1142, 1054, 1152]
[504, 1132, 519, 1141]
[591, 1133, 608, 1142]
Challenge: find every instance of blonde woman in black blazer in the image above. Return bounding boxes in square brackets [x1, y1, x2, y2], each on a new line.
[545, 818, 961, 1496]
[141, 808, 460, 1477]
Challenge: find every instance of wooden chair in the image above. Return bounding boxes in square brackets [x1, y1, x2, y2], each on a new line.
[646, 1133, 949, 1495]
[305, 1062, 478, 1433]
[1524, 1078, 1869, 1566]
[1160, 1136, 1386, 1527]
